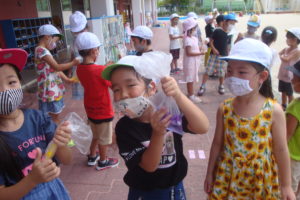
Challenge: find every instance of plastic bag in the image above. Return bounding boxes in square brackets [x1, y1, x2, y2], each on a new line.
[62, 112, 93, 155]
[136, 51, 183, 134]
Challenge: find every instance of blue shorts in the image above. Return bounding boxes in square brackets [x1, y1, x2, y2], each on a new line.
[22, 178, 70, 200]
[39, 98, 65, 114]
[128, 181, 186, 200]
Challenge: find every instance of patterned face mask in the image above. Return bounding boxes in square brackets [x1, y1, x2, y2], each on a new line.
[0, 88, 23, 115]
[114, 95, 151, 119]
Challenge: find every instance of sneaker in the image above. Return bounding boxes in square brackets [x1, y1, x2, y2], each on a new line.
[282, 104, 287, 111]
[189, 95, 202, 103]
[218, 85, 225, 95]
[170, 69, 176, 74]
[87, 154, 100, 166]
[175, 67, 182, 72]
[96, 158, 119, 171]
[197, 86, 206, 96]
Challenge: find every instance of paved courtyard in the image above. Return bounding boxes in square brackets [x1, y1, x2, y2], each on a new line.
[22, 13, 300, 200]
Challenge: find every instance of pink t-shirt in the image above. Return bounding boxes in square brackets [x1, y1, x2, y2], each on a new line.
[278, 47, 300, 83]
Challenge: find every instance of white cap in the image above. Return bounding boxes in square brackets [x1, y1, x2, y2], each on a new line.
[204, 15, 213, 23]
[287, 27, 300, 40]
[170, 13, 179, 20]
[75, 32, 101, 51]
[187, 12, 198, 19]
[220, 38, 272, 69]
[70, 11, 87, 33]
[130, 25, 153, 40]
[38, 24, 62, 38]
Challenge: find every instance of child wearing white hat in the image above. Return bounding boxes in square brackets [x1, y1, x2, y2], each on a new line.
[75, 32, 119, 170]
[277, 27, 300, 110]
[35, 24, 80, 123]
[235, 14, 261, 43]
[69, 11, 88, 100]
[169, 13, 183, 74]
[130, 25, 153, 56]
[204, 38, 295, 200]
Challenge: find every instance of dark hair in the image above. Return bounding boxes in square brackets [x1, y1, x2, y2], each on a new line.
[78, 49, 93, 57]
[251, 62, 274, 99]
[0, 63, 22, 81]
[131, 36, 151, 45]
[287, 31, 300, 44]
[110, 65, 152, 90]
[0, 135, 24, 182]
[261, 26, 277, 46]
[216, 15, 224, 25]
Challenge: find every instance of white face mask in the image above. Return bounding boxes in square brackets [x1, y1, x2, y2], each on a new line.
[114, 95, 151, 118]
[228, 24, 235, 32]
[48, 39, 57, 50]
[225, 76, 253, 96]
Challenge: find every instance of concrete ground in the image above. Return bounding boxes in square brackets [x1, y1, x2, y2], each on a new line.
[22, 13, 300, 200]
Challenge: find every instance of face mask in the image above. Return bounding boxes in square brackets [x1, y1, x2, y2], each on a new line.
[114, 95, 151, 118]
[48, 39, 57, 50]
[225, 76, 253, 96]
[134, 43, 145, 52]
[228, 24, 235, 32]
[0, 88, 23, 115]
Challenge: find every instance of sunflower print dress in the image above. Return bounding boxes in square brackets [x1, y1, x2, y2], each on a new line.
[209, 98, 280, 200]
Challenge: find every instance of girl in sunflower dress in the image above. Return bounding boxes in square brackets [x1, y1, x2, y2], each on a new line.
[204, 38, 295, 200]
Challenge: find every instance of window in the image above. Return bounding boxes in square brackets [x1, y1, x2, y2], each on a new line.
[36, 0, 50, 11]
[62, 0, 72, 11]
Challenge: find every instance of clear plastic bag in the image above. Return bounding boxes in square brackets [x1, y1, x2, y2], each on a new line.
[137, 51, 184, 134]
[62, 112, 92, 155]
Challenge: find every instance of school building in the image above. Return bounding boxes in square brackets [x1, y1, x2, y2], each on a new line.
[0, 0, 158, 85]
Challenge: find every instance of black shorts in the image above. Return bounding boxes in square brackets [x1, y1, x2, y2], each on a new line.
[278, 80, 293, 96]
[170, 49, 180, 59]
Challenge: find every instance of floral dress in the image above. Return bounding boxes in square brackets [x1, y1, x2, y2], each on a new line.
[209, 98, 280, 200]
[35, 46, 65, 102]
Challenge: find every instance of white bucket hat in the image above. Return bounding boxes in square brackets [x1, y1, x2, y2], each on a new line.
[70, 11, 87, 33]
[187, 12, 198, 19]
[182, 17, 197, 33]
[204, 15, 213, 24]
[75, 32, 101, 51]
[219, 38, 272, 69]
[170, 13, 179, 20]
[38, 24, 62, 38]
[286, 27, 300, 40]
[130, 26, 153, 40]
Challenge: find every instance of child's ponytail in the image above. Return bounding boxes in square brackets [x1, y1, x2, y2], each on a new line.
[252, 63, 274, 99]
[0, 135, 24, 182]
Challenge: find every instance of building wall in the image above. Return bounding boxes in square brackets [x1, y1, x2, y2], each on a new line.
[0, 0, 38, 20]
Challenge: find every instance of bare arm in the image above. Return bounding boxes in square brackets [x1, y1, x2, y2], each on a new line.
[42, 55, 79, 71]
[286, 113, 298, 141]
[169, 34, 183, 40]
[280, 50, 300, 62]
[272, 103, 295, 198]
[0, 148, 60, 200]
[185, 46, 204, 57]
[234, 33, 244, 44]
[204, 104, 224, 193]
[139, 108, 171, 172]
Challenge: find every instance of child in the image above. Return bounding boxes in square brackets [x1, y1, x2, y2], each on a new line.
[286, 60, 300, 198]
[261, 26, 279, 69]
[204, 38, 295, 199]
[69, 11, 88, 100]
[0, 48, 72, 199]
[130, 25, 153, 56]
[101, 53, 209, 200]
[182, 17, 205, 103]
[235, 14, 260, 43]
[169, 13, 183, 74]
[187, 12, 202, 45]
[75, 32, 119, 169]
[198, 14, 237, 96]
[278, 27, 300, 110]
[35, 24, 80, 123]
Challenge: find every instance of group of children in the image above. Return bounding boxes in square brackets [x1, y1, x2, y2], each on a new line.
[1, 10, 300, 200]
